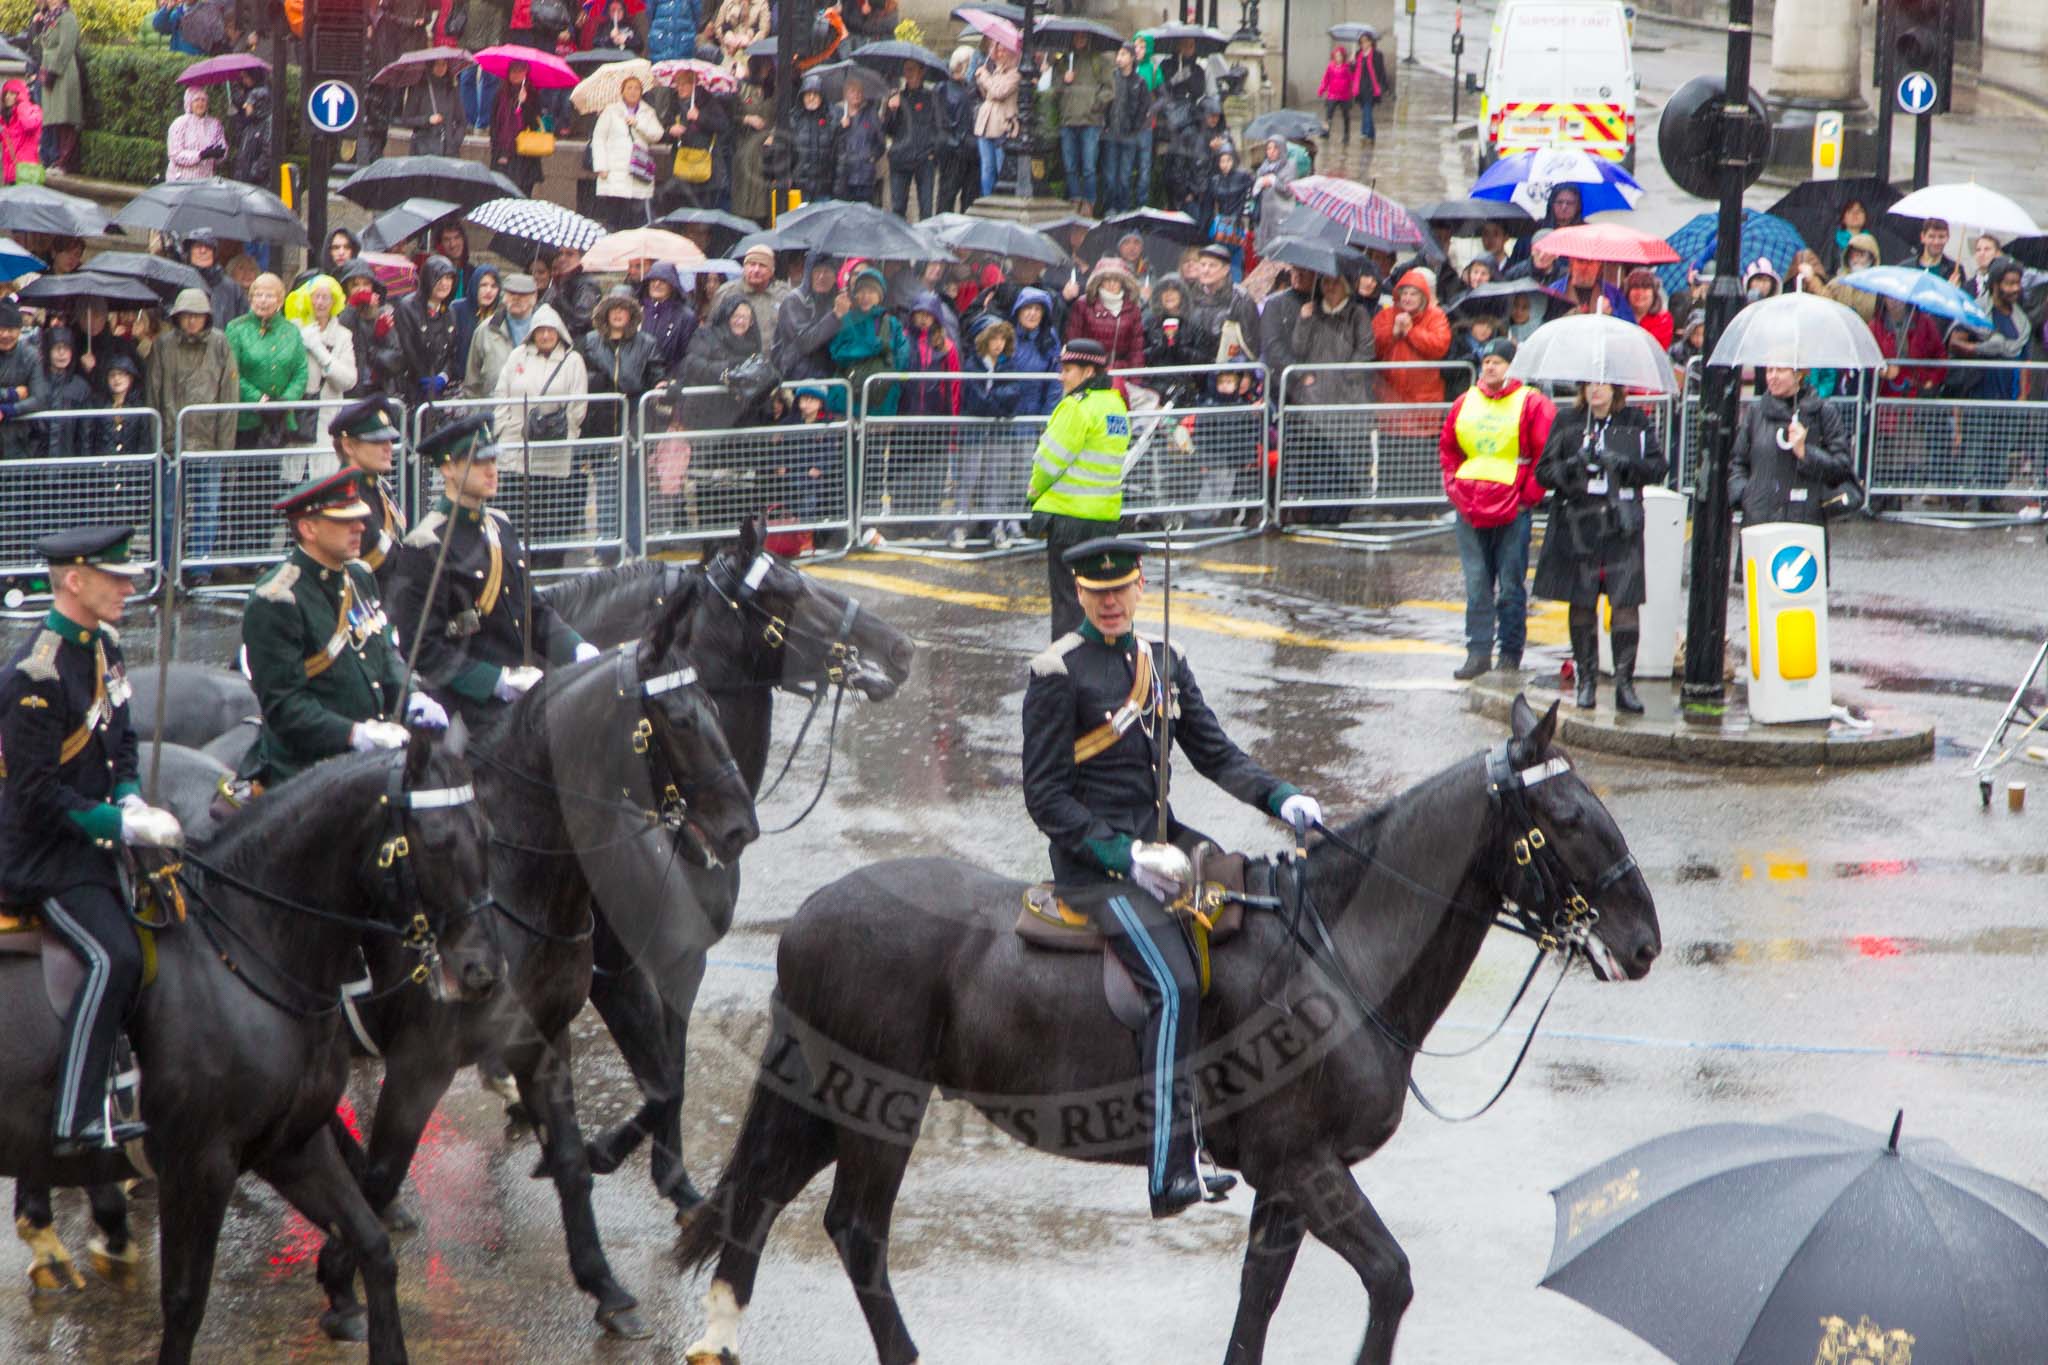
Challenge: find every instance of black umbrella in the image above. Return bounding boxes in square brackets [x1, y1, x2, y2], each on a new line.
[808, 59, 893, 106]
[362, 197, 464, 251]
[1767, 174, 1911, 263]
[18, 270, 165, 310]
[115, 177, 308, 247]
[951, 1, 1023, 20]
[1034, 16, 1124, 46]
[927, 216, 1066, 265]
[1036, 212, 1098, 238]
[336, 155, 525, 212]
[653, 206, 762, 253]
[2005, 236, 2048, 271]
[1080, 207, 1204, 263]
[76, 251, 205, 303]
[1545, 1112, 2048, 1365]
[370, 45, 475, 87]
[849, 40, 951, 79]
[770, 202, 951, 261]
[1242, 109, 1327, 146]
[1144, 23, 1228, 55]
[566, 47, 639, 73]
[1415, 196, 1539, 235]
[1329, 22, 1377, 42]
[1261, 236, 1365, 278]
[0, 185, 116, 239]
[1446, 276, 1560, 317]
[744, 35, 777, 59]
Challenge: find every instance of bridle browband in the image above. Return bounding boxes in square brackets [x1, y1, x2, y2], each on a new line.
[615, 644, 740, 842]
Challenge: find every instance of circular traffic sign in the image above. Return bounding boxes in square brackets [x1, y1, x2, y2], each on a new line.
[307, 79, 361, 135]
[1895, 70, 1939, 117]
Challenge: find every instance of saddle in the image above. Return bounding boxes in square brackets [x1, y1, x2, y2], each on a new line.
[0, 862, 182, 1018]
[1014, 843, 1283, 1032]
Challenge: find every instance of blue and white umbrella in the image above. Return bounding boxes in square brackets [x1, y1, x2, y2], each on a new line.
[1472, 148, 1644, 218]
[1655, 208, 1808, 296]
[1834, 265, 1997, 331]
[466, 197, 606, 253]
[0, 237, 45, 280]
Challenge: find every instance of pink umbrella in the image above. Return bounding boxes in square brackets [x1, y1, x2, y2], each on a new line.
[177, 53, 270, 87]
[651, 58, 739, 93]
[1537, 222, 1681, 266]
[957, 7, 1022, 53]
[472, 43, 580, 90]
[359, 251, 419, 297]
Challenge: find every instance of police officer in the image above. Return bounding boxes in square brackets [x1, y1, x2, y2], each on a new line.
[239, 469, 447, 788]
[1021, 537, 1322, 1218]
[389, 415, 598, 726]
[328, 397, 410, 592]
[1027, 338, 1130, 640]
[0, 527, 181, 1155]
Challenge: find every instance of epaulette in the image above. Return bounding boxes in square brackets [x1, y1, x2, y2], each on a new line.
[17, 630, 59, 682]
[253, 561, 299, 602]
[1029, 633, 1086, 677]
[402, 511, 446, 549]
[100, 622, 119, 645]
[1137, 631, 1184, 658]
[487, 507, 512, 526]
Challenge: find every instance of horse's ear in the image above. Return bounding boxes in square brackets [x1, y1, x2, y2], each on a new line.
[738, 515, 761, 559]
[404, 725, 434, 786]
[1510, 693, 1537, 739]
[1508, 693, 1558, 763]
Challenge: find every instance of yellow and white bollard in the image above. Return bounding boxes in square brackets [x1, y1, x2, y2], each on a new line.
[1742, 522, 1832, 723]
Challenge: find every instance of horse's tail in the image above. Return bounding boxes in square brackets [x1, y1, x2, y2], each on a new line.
[676, 1004, 840, 1279]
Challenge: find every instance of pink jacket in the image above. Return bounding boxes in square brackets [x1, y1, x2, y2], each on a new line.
[165, 91, 224, 183]
[1, 80, 41, 185]
[1317, 50, 1359, 103]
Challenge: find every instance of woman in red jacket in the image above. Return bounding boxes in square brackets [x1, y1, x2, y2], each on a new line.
[1063, 260, 1147, 373]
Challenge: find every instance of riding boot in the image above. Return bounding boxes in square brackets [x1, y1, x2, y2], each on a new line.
[1612, 628, 1645, 714]
[1570, 607, 1599, 709]
[1151, 1112, 1203, 1219]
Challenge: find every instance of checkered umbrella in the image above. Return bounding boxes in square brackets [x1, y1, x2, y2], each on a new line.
[1286, 176, 1426, 248]
[466, 198, 606, 253]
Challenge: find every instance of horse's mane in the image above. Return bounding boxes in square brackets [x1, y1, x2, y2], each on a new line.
[536, 557, 675, 618]
[1301, 749, 1489, 919]
[211, 748, 406, 880]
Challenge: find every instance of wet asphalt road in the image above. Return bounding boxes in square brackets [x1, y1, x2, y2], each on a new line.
[3, 514, 2047, 1363]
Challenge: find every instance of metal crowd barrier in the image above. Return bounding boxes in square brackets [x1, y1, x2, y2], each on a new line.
[1116, 364, 1268, 544]
[175, 399, 342, 590]
[1274, 361, 1473, 546]
[0, 409, 164, 605]
[1864, 358, 2048, 523]
[408, 392, 631, 574]
[1671, 359, 1866, 498]
[638, 381, 855, 560]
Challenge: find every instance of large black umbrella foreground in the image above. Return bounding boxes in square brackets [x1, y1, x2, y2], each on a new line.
[115, 177, 307, 247]
[1242, 108, 1328, 146]
[362, 197, 465, 251]
[926, 216, 1066, 265]
[1260, 235, 1366, 279]
[1034, 15, 1124, 46]
[0, 184, 116, 238]
[75, 251, 206, 303]
[1543, 1111, 2048, 1365]
[768, 201, 951, 262]
[336, 156, 525, 212]
[1415, 196, 1540, 236]
[18, 270, 163, 310]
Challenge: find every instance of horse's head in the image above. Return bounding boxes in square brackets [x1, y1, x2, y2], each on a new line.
[395, 730, 504, 1004]
[700, 519, 915, 701]
[637, 585, 762, 867]
[1499, 695, 1660, 982]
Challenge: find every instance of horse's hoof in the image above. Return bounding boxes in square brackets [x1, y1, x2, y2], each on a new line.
[682, 1347, 738, 1364]
[483, 1069, 523, 1109]
[596, 1301, 653, 1340]
[26, 1260, 85, 1295]
[379, 1199, 421, 1234]
[86, 1237, 140, 1287]
[504, 1101, 534, 1129]
[319, 1307, 369, 1342]
[586, 1138, 626, 1176]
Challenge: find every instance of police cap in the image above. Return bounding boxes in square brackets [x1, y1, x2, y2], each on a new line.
[38, 525, 147, 578]
[1063, 537, 1146, 590]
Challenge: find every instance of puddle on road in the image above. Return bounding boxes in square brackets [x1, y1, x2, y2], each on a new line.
[1681, 924, 2048, 966]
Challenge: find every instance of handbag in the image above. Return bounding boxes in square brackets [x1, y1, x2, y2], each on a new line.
[627, 142, 659, 183]
[1208, 214, 1247, 248]
[673, 142, 714, 183]
[14, 162, 43, 186]
[1820, 473, 1865, 520]
[723, 353, 781, 414]
[524, 352, 573, 442]
[443, 1, 467, 37]
[528, 0, 571, 33]
[515, 128, 556, 158]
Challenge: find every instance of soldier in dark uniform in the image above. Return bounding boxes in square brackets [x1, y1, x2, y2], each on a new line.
[239, 469, 447, 789]
[1021, 538, 1322, 1218]
[328, 397, 409, 592]
[388, 415, 598, 727]
[0, 527, 183, 1155]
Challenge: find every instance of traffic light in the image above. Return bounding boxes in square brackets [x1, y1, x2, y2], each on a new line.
[308, 0, 370, 83]
[1877, 0, 1954, 114]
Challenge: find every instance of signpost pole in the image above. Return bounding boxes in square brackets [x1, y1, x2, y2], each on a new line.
[1911, 111, 1932, 189]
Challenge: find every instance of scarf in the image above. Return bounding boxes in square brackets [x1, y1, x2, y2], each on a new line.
[1098, 287, 1125, 317]
[505, 309, 534, 347]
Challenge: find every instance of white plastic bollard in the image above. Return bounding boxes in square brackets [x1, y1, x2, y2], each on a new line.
[1597, 486, 1686, 679]
[1741, 521, 1832, 723]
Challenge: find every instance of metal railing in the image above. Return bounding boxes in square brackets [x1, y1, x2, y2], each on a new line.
[638, 381, 855, 558]
[408, 392, 631, 572]
[1864, 359, 2048, 517]
[175, 399, 340, 587]
[1274, 361, 1473, 545]
[1671, 360, 1865, 498]
[1116, 364, 1268, 541]
[0, 408, 164, 604]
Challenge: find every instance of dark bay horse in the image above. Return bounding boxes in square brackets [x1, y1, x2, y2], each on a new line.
[307, 580, 764, 1342]
[0, 734, 500, 1365]
[540, 527, 914, 1214]
[676, 698, 1661, 1365]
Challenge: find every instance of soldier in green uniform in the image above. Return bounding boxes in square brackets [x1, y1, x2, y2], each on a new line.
[240, 469, 448, 788]
[327, 397, 409, 591]
[389, 415, 598, 727]
[0, 527, 182, 1154]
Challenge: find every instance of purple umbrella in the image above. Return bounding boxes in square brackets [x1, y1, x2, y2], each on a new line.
[177, 53, 270, 88]
[371, 45, 478, 87]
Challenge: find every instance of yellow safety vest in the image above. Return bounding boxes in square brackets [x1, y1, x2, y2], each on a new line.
[1452, 383, 1535, 485]
[1028, 386, 1130, 521]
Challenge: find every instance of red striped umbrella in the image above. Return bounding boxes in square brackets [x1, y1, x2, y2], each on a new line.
[1286, 176, 1426, 249]
[1537, 222, 1681, 266]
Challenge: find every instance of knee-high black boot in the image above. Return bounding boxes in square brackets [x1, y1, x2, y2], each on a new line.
[1612, 626, 1645, 714]
[1569, 604, 1599, 709]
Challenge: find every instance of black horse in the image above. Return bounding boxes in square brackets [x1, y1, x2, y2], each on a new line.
[676, 699, 1661, 1365]
[0, 733, 500, 1365]
[306, 579, 765, 1342]
[539, 528, 914, 1217]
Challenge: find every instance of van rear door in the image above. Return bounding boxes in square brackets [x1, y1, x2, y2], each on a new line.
[1488, 1, 1636, 162]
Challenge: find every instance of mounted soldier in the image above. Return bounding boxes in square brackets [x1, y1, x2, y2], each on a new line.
[0, 527, 183, 1156]
[238, 469, 447, 790]
[1020, 537, 1322, 1217]
[327, 397, 409, 592]
[388, 415, 597, 727]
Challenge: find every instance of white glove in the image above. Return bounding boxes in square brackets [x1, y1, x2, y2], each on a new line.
[405, 692, 448, 729]
[573, 641, 601, 662]
[350, 720, 410, 752]
[1278, 793, 1323, 831]
[1129, 840, 1192, 904]
[120, 804, 183, 849]
[493, 665, 544, 701]
[118, 792, 147, 812]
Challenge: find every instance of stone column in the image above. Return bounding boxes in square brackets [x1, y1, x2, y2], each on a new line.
[1762, 0, 1876, 179]
[1982, 0, 2048, 56]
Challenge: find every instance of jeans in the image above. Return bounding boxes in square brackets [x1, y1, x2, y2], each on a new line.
[1357, 92, 1378, 142]
[978, 136, 1006, 197]
[889, 159, 936, 219]
[1060, 123, 1101, 205]
[1100, 135, 1143, 213]
[1137, 129, 1155, 207]
[1454, 509, 1532, 659]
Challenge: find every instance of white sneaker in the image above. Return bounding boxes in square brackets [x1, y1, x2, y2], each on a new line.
[2020, 504, 2043, 523]
[859, 528, 887, 550]
[948, 528, 969, 550]
[992, 524, 1013, 549]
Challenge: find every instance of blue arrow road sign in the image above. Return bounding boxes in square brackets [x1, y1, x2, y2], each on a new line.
[307, 80, 361, 135]
[1769, 544, 1820, 596]
[1896, 70, 1938, 116]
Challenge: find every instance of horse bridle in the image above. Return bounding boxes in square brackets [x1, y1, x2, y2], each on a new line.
[705, 550, 869, 694]
[1482, 742, 1638, 955]
[614, 644, 741, 838]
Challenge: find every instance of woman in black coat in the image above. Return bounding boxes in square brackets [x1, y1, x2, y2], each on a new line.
[1728, 365, 1853, 529]
[1534, 383, 1668, 714]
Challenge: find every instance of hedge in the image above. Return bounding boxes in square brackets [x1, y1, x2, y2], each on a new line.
[69, 44, 306, 186]
[0, 0, 153, 46]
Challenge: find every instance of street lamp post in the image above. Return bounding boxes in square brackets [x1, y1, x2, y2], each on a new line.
[1008, 0, 1040, 197]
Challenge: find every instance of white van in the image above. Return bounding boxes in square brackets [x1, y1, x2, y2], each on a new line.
[1478, 0, 1639, 171]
